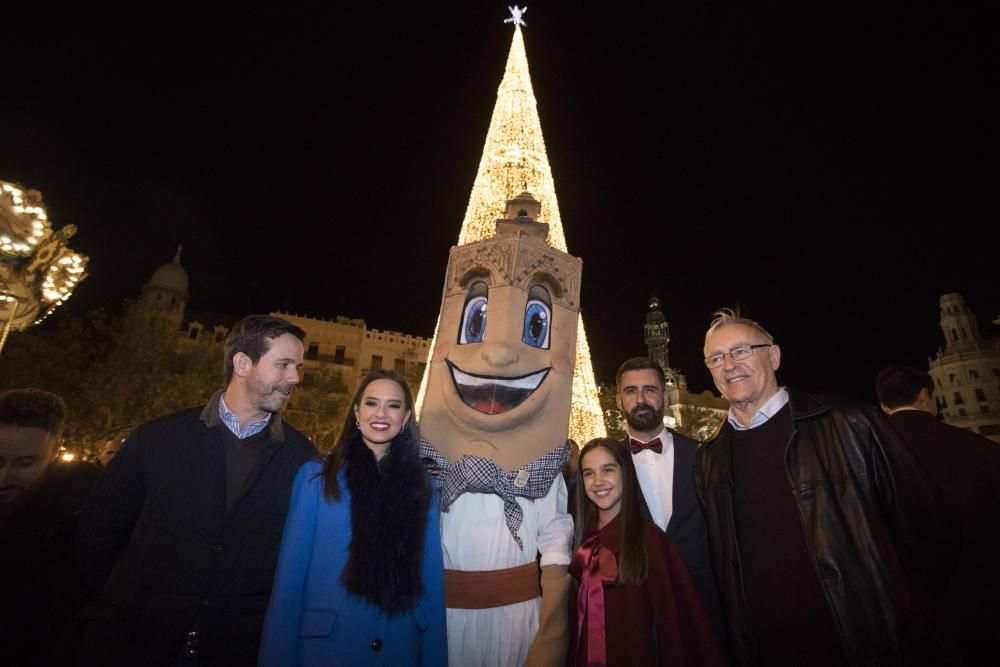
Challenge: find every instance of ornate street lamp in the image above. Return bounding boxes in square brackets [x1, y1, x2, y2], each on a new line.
[0, 180, 89, 354]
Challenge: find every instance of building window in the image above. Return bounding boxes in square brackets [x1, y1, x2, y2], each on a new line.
[394, 358, 406, 373]
[969, 369, 980, 380]
[981, 405, 990, 414]
[958, 408, 968, 417]
[215, 331, 225, 343]
[371, 355, 383, 370]
[951, 328, 958, 342]
[993, 368, 1000, 377]
[953, 392, 964, 405]
[936, 377, 942, 389]
[975, 388, 987, 402]
[334, 346, 346, 364]
[189, 328, 199, 339]
[949, 373, 958, 385]
[937, 396, 947, 410]
[307, 342, 319, 360]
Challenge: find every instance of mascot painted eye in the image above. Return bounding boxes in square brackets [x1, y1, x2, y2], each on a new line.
[461, 300, 487, 344]
[522, 301, 550, 348]
[522, 284, 552, 349]
[459, 281, 488, 344]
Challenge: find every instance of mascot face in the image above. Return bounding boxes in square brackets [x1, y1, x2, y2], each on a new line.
[420, 233, 581, 470]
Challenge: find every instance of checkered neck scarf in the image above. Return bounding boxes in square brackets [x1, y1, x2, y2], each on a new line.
[419, 439, 570, 550]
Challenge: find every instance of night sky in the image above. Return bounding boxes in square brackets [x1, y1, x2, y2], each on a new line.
[3, 3, 995, 402]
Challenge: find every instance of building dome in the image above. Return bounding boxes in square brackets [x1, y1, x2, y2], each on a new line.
[146, 245, 189, 297]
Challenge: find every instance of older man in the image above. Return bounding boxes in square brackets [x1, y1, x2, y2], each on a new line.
[1, 389, 98, 666]
[77, 315, 316, 666]
[695, 309, 953, 666]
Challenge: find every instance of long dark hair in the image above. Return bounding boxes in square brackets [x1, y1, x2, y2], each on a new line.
[573, 437, 648, 585]
[322, 369, 419, 500]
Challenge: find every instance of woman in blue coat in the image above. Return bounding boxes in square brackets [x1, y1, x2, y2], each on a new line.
[259, 369, 446, 666]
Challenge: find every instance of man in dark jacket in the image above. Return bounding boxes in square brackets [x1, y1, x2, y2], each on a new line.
[695, 309, 954, 667]
[877, 364, 1000, 665]
[1, 388, 99, 666]
[77, 315, 317, 666]
[614, 357, 724, 642]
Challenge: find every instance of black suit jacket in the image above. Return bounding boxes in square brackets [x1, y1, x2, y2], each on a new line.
[627, 430, 725, 641]
[77, 397, 317, 666]
[886, 410, 1000, 664]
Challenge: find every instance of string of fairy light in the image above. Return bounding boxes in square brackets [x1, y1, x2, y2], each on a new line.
[1, 181, 89, 325]
[417, 18, 607, 443]
[1, 182, 48, 255]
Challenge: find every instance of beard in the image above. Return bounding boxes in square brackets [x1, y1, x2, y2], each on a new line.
[248, 376, 294, 414]
[625, 402, 664, 433]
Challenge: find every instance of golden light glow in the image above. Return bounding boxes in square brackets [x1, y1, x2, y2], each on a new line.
[417, 25, 606, 443]
[1, 183, 52, 256]
[1, 180, 90, 328]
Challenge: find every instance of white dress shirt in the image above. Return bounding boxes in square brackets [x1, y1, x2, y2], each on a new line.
[629, 427, 675, 532]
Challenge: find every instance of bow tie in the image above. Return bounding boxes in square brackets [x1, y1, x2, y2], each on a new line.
[629, 437, 662, 454]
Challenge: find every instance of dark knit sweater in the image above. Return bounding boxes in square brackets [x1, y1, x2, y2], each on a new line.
[221, 426, 269, 512]
[730, 404, 845, 666]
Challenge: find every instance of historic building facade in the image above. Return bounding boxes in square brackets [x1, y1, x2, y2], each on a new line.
[927, 292, 1000, 443]
[643, 295, 728, 441]
[139, 249, 431, 446]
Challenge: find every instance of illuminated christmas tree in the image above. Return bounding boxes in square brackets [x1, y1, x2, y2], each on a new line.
[418, 13, 606, 442]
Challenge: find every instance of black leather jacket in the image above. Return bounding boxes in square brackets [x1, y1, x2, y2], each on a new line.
[695, 390, 955, 666]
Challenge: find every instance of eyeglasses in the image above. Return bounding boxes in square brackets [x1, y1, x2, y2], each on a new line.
[704, 344, 772, 369]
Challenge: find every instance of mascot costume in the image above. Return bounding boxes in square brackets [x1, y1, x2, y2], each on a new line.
[419, 192, 580, 666]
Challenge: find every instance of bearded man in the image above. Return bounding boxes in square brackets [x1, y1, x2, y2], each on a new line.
[615, 356, 724, 640]
[77, 314, 316, 666]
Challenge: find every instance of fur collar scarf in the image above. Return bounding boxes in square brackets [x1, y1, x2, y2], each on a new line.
[341, 433, 431, 614]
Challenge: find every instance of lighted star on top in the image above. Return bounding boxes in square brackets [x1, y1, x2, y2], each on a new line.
[504, 5, 526, 27]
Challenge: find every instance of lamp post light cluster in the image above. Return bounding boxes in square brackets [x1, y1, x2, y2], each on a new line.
[0, 180, 89, 354]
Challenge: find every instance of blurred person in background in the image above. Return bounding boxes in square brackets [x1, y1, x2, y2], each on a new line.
[877, 364, 1000, 665]
[0, 388, 99, 666]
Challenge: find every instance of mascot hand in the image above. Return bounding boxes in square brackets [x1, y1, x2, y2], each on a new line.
[523, 564, 570, 667]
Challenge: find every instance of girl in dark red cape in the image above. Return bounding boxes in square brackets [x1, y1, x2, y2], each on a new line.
[569, 438, 727, 667]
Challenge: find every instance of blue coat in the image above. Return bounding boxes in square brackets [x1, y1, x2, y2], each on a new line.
[258, 459, 447, 666]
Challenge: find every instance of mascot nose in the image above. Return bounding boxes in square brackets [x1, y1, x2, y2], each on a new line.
[482, 342, 519, 368]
